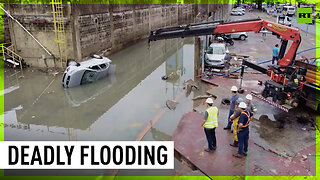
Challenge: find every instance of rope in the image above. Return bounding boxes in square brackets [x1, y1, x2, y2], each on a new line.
[251, 92, 289, 112]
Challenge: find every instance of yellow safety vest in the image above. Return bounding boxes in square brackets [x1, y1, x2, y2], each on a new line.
[203, 107, 218, 129]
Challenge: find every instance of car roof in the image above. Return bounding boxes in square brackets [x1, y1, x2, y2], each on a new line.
[80, 57, 111, 67]
[209, 43, 225, 47]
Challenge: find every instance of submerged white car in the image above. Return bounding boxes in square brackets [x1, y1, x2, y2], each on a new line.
[205, 43, 228, 68]
[62, 55, 112, 88]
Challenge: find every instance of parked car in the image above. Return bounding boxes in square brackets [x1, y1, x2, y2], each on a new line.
[231, 10, 244, 16]
[277, 15, 291, 27]
[266, 8, 275, 15]
[235, 7, 245, 14]
[226, 32, 248, 40]
[62, 55, 112, 88]
[282, 6, 295, 17]
[205, 43, 229, 68]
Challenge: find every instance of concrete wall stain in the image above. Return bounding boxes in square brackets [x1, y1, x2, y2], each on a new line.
[5, 4, 231, 68]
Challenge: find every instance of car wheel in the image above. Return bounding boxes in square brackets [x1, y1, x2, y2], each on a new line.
[240, 35, 246, 40]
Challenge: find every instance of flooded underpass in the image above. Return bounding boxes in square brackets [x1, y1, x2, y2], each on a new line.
[2, 4, 319, 176]
[4, 37, 207, 175]
[4, 34, 318, 176]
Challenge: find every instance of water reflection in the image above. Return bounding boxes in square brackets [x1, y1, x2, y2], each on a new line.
[64, 65, 117, 107]
[150, 127, 171, 141]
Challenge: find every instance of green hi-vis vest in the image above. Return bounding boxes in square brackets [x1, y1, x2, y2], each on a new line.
[203, 107, 218, 129]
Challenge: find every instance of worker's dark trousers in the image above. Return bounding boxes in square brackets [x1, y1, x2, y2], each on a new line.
[204, 127, 216, 150]
[226, 109, 234, 128]
[237, 130, 249, 155]
[272, 56, 278, 64]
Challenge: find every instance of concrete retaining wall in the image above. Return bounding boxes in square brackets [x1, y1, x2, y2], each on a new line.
[5, 4, 230, 68]
[73, 4, 195, 59]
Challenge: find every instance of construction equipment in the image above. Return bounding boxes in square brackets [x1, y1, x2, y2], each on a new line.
[149, 18, 300, 67]
[148, 18, 320, 111]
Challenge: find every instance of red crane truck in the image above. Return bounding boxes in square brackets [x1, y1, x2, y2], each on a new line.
[148, 18, 319, 111]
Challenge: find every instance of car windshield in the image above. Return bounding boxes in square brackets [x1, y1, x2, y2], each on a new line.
[81, 70, 99, 85]
[278, 17, 285, 22]
[207, 46, 225, 54]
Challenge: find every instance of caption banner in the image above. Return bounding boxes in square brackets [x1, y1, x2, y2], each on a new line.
[0, 141, 174, 169]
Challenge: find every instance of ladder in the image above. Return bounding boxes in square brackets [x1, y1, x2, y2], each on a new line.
[51, 0, 67, 67]
[1, 44, 24, 74]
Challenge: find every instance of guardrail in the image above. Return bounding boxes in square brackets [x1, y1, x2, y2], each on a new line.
[1, 44, 23, 74]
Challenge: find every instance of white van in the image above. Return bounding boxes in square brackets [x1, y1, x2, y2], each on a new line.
[283, 6, 295, 17]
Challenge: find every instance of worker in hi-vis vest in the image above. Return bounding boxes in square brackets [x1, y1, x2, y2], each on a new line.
[202, 98, 219, 152]
[233, 102, 253, 158]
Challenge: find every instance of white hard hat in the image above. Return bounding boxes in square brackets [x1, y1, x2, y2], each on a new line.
[238, 102, 247, 109]
[246, 94, 253, 100]
[230, 86, 238, 91]
[205, 98, 214, 104]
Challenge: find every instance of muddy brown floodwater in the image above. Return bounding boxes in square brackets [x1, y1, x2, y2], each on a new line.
[4, 38, 205, 176]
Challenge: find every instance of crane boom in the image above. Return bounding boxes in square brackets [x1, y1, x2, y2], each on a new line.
[149, 18, 301, 67]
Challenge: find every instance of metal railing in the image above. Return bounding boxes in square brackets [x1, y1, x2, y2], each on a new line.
[1, 44, 23, 74]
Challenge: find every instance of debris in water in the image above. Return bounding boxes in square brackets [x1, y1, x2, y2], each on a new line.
[161, 75, 168, 80]
[192, 95, 213, 100]
[184, 79, 199, 90]
[302, 127, 306, 131]
[31, 116, 35, 119]
[51, 71, 59, 76]
[166, 100, 178, 110]
[184, 79, 199, 96]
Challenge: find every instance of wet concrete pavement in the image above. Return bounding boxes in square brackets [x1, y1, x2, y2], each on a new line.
[172, 73, 317, 176]
[172, 112, 316, 176]
[201, 74, 317, 157]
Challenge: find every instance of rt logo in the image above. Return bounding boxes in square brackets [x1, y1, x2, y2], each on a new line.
[297, 8, 312, 23]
